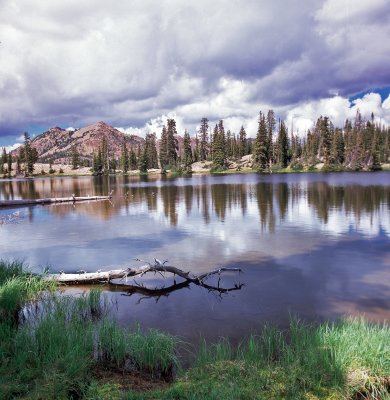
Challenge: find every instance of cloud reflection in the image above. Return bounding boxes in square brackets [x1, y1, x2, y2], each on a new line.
[0, 173, 389, 272]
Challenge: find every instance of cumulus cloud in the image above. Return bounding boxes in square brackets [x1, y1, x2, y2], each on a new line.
[5, 142, 23, 153]
[286, 93, 390, 136]
[0, 0, 389, 142]
[116, 113, 188, 138]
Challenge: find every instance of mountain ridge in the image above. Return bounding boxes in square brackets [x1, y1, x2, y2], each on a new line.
[13, 121, 145, 164]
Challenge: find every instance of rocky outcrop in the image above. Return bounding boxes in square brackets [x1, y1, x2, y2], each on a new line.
[13, 122, 144, 164]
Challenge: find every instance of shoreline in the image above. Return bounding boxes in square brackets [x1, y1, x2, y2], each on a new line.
[1, 162, 389, 180]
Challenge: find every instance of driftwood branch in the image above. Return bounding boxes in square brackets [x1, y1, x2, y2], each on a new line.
[0, 194, 112, 208]
[45, 259, 243, 297]
[46, 264, 242, 284]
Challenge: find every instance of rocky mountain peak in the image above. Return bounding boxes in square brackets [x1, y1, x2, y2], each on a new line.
[12, 121, 144, 164]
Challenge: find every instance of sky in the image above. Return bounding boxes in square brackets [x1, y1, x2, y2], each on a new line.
[0, 0, 390, 150]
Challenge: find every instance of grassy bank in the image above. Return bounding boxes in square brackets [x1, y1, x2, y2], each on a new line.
[0, 260, 57, 324]
[1, 261, 389, 399]
[0, 261, 177, 399]
[127, 319, 390, 400]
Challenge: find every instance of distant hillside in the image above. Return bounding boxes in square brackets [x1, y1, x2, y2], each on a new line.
[13, 122, 144, 164]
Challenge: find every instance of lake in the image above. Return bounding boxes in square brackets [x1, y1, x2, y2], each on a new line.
[1, 171, 389, 345]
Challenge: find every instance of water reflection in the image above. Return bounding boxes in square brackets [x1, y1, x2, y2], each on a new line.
[1, 172, 390, 341]
[1, 173, 388, 235]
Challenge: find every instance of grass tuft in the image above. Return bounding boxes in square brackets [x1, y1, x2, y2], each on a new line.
[98, 320, 178, 378]
[0, 260, 57, 324]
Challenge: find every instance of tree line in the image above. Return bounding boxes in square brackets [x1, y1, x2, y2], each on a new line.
[112, 110, 388, 174]
[2, 110, 389, 177]
[89, 117, 253, 175]
[0, 133, 38, 177]
[202, 109, 389, 173]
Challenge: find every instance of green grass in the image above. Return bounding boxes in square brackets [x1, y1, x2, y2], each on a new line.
[0, 260, 57, 324]
[125, 325, 177, 377]
[0, 262, 178, 399]
[0, 292, 178, 399]
[1, 260, 389, 399]
[0, 293, 95, 398]
[0, 260, 25, 284]
[126, 318, 390, 400]
[98, 321, 177, 377]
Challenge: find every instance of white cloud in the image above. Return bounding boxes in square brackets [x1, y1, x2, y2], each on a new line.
[350, 93, 390, 125]
[5, 142, 22, 152]
[316, 0, 388, 23]
[116, 113, 187, 138]
[0, 0, 388, 142]
[383, 95, 390, 110]
[286, 93, 390, 136]
[116, 90, 390, 139]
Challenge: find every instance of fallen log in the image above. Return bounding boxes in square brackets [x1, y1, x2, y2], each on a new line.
[44, 259, 244, 296]
[45, 264, 242, 284]
[0, 193, 112, 208]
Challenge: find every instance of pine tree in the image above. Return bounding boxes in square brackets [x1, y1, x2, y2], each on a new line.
[92, 153, 98, 174]
[0, 148, 6, 174]
[369, 125, 382, 171]
[318, 116, 332, 167]
[23, 132, 37, 176]
[7, 153, 12, 177]
[70, 144, 79, 170]
[120, 139, 129, 173]
[343, 119, 353, 167]
[166, 119, 178, 167]
[253, 112, 269, 171]
[129, 147, 138, 170]
[159, 126, 168, 170]
[379, 124, 389, 163]
[100, 136, 110, 174]
[16, 157, 21, 175]
[232, 132, 238, 159]
[238, 126, 247, 158]
[290, 133, 303, 169]
[305, 125, 320, 166]
[331, 128, 345, 165]
[183, 130, 193, 174]
[349, 111, 364, 170]
[211, 121, 227, 170]
[138, 146, 148, 174]
[226, 130, 233, 158]
[145, 133, 159, 169]
[266, 110, 276, 167]
[193, 133, 199, 162]
[277, 120, 289, 168]
[199, 117, 209, 161]
[109, 158, 117, 173]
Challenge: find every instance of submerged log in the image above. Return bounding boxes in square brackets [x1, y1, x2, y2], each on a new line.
[0, 194, 112, 208]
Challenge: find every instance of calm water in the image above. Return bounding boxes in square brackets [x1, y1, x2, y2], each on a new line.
[1, 172, 390, 344]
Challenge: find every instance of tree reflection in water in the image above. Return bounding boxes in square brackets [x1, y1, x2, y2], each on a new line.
[0, 174, 389, 232]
